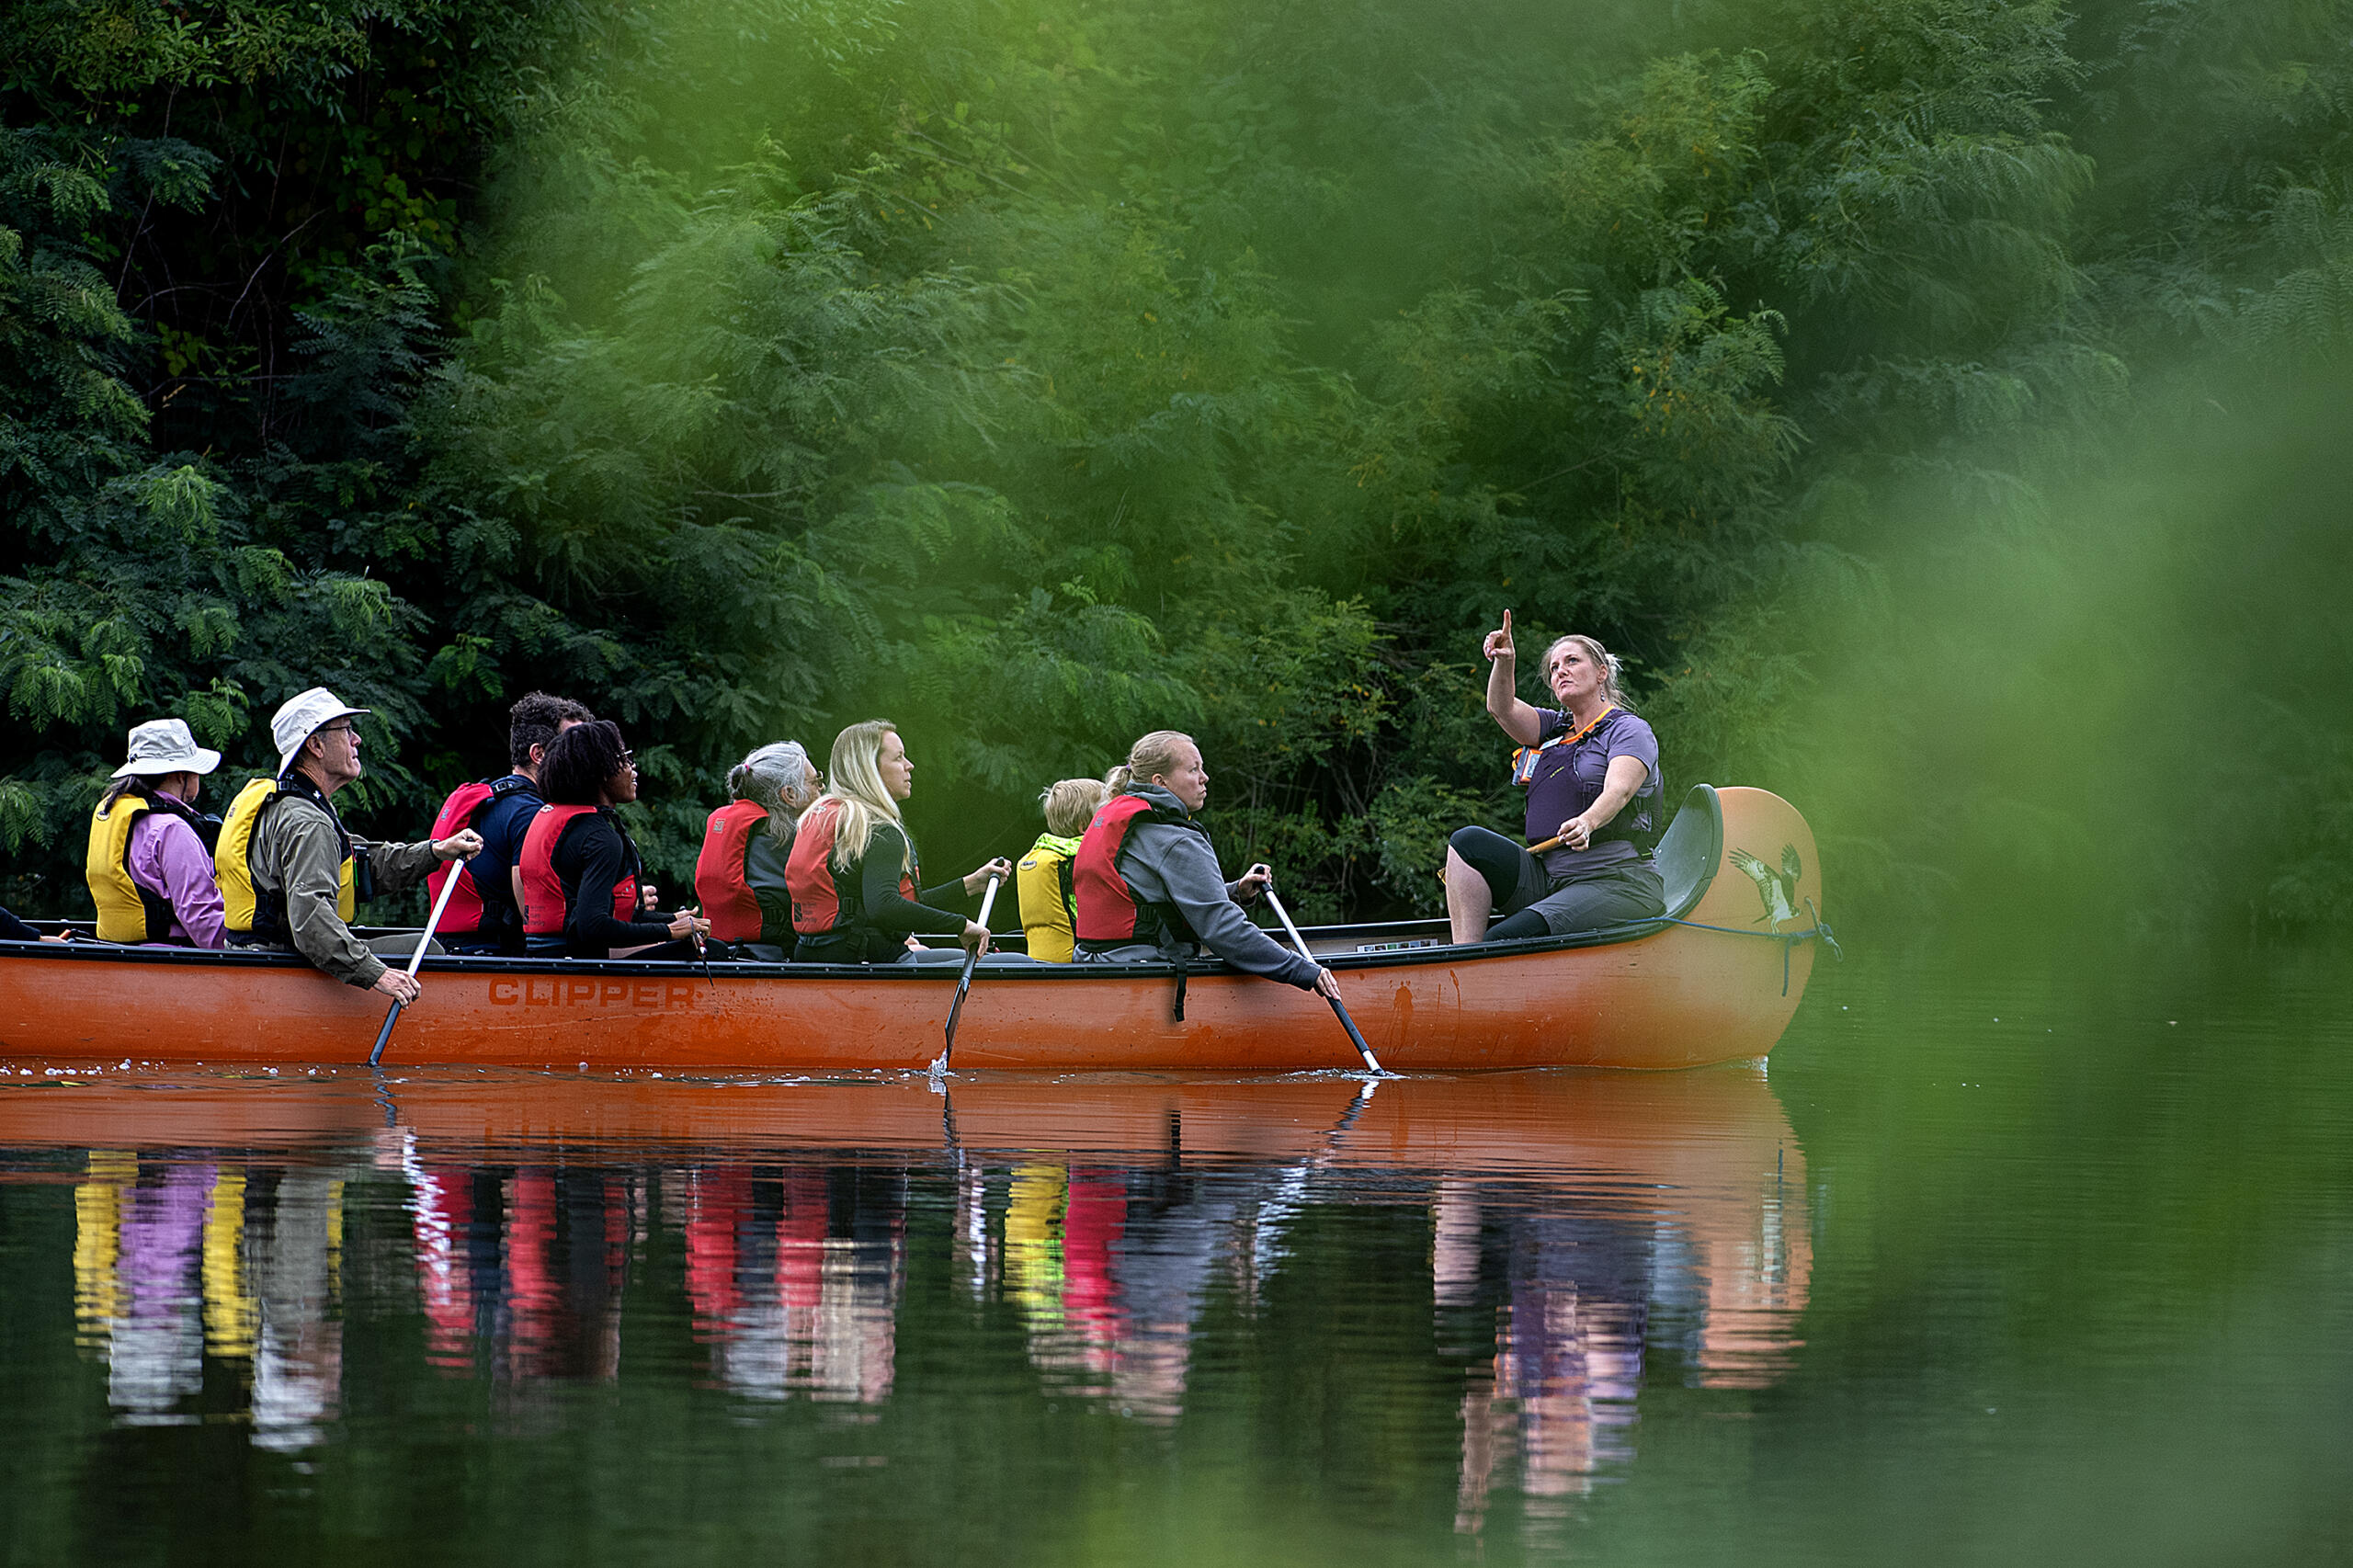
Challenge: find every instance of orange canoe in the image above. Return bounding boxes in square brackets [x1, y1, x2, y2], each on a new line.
[0, 785, 1831, 1072]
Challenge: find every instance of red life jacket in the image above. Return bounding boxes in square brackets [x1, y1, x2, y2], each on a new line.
[696, 799, 771, 944]
[424, 775, 535, 937]
[518, 804, 639, 937]
[1074, 792, 1206, 954]
[785, 799, 916, 935]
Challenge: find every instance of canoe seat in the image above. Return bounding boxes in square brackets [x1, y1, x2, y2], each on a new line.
[1654, 784, 1723, 920]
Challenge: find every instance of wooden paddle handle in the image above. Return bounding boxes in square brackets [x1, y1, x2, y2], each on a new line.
[1434, 835, 1564, 881]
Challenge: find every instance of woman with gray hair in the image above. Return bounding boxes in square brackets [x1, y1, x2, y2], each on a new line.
[696, 741, 823, 961]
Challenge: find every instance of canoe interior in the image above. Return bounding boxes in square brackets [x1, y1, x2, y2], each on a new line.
[0, 785, 1830, 1072]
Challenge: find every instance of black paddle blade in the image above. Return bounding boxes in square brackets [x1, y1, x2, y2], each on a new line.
[368, 999, 405, 1067]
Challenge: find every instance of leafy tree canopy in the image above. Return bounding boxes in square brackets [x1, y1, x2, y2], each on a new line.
[4, 0, 2350, 935]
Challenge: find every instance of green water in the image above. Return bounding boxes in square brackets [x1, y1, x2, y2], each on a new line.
[2, 947, 2347, 1566]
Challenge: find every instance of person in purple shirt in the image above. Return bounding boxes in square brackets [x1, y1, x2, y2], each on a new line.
[85, 718, 228, 949]
[1443, 611, 1666, 942]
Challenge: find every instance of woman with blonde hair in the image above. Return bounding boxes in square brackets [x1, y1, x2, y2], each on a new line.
[1072, 730, 1341, 1000]
[1443, 611, 1666, 943]
[784, 720, 1012, 964]
[696, 741, 823, 961]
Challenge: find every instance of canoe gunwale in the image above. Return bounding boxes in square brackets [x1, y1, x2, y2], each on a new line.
[0, 913, 1717, 983]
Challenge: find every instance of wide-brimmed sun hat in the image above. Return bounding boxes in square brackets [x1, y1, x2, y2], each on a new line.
[110, 718, 223, 779]
[270, 687, 371, 775]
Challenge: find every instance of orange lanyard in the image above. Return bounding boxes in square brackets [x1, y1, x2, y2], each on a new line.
[1553, 703, 1617, 748]
[1511, 704, 1615, 784]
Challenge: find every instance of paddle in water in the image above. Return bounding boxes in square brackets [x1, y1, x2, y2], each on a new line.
[369, 865, 467, 1067]
[932, 873, 1003, 1079]
[1263, 886, 1386, 1075]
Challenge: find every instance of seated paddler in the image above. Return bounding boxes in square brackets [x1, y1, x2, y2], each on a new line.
[784, 720, 1013, 965]
[1072, 731, 1342, 1001]
[696, 741, 822, 961]
[85, 717, 227, 949]
[520, 720, 712, 960]
[1018, 777, 1108, 963]
[1443, 611, 1666, 943]
[216, 688, 484, 1006]
[426, 691, 593, 955]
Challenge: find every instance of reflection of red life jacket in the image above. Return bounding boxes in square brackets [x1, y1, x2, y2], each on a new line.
[785, 799, 916, 935]
[410, 1165, 476, 1370]
[425, 775, 535, 937]
[777, 1170, 829, 1312]
[1062, 1170, 1127, 1362]
[505, 1168, 560, 1378]
[518, 804, 639, 937]
[695, 799, 770, 943]
[684, 1168, 747, 1333]
[1073, 792, 1206, 953]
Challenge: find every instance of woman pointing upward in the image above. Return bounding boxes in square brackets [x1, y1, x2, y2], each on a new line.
[1443, 610, 1667, 943]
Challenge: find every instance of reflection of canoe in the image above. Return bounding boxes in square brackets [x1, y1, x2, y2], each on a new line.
[0, 1064, 1800, 1186]
[0, 786, 1828, 1072]
[36, 1062, 1815, 1422]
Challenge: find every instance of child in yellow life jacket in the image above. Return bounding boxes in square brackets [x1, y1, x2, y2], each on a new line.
[1017, 778, 1108, 962]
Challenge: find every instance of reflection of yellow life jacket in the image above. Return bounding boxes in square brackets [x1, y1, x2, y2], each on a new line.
[1017, 832, 1086, 963]
[1004, 1163, 1067, 1322]
[86, 794, 183, 943]
[215, 777, 354, 938]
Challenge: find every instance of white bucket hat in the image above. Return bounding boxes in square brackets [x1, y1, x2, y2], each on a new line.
[111, 718, 223, 779]
[270, 687, 371, 775]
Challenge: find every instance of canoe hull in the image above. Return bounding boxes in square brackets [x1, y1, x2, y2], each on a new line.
[0, 788, 1824, 1072]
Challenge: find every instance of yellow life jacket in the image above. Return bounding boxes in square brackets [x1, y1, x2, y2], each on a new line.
[85, 793, 189, 943]
[215, 777, 355, 939]
[1017, 832, 1086, 963]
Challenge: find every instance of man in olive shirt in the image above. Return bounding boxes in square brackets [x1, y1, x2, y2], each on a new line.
[246, 688, 482, 1005]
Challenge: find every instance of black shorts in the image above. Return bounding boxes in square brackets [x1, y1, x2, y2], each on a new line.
[1449, 826, 1666, 937]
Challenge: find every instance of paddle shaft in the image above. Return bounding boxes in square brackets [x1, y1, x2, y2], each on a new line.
[1527, 833, 1563, 856]
[937, 874, 1003, 1069]
[1263, 888, 1384, 1074]
[369, 858, 468, 1067]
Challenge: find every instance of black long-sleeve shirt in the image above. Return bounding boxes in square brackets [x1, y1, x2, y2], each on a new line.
[551, 810, 674, 958]
[800, 823, 971, 962]
[857, 824, 969, 935]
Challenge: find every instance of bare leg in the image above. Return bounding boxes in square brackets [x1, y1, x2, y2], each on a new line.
[1444, 846, 1493, 945]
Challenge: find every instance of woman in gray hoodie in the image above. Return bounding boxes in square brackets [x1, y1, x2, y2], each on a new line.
[1071, 730, 1339, 1000]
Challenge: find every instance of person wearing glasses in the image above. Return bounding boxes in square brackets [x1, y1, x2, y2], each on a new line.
[216, 687, 483, 1004]
[519, 719, 711, 959]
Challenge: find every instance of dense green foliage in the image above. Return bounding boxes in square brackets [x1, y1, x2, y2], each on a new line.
[4, 0, 2349, 929]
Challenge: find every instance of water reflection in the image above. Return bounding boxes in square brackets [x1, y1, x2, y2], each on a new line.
[676, 1165, 902, 1403]
[73, 1156, 345, 1449]
[405, 1163, 636, 1383]
[28, 1066, 1809, 1520]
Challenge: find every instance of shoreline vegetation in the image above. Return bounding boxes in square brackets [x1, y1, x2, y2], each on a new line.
[5, 0, 2350, 937]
